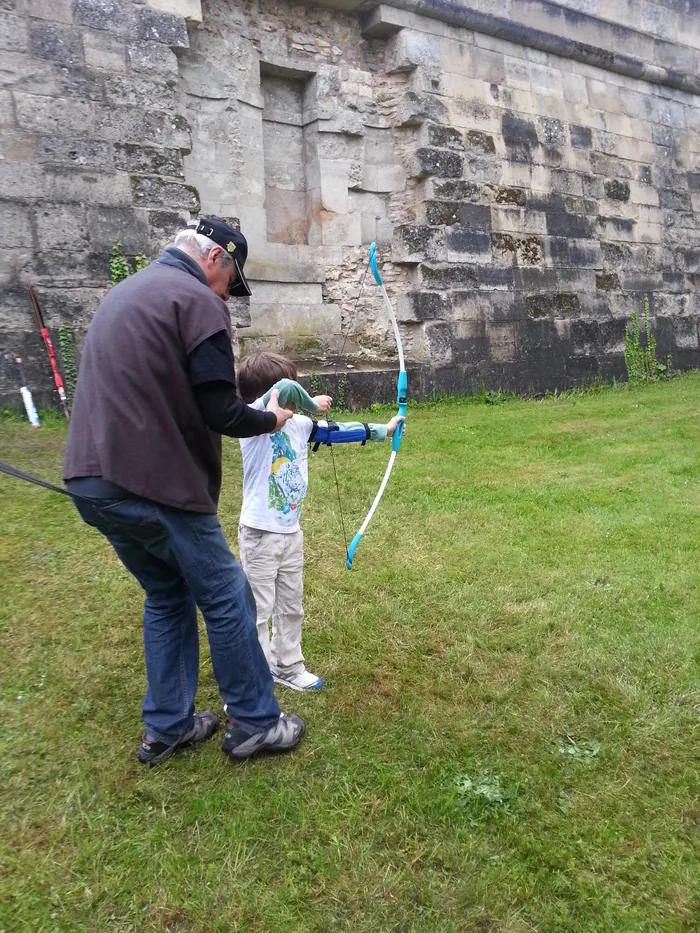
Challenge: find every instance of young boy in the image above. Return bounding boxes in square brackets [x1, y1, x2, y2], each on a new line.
[237, 351, 404, 691]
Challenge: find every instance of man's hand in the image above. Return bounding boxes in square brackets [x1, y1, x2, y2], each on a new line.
[266, 388, 294, 432]
[386, 415, 405, 438]
[313, 394, 333, 415]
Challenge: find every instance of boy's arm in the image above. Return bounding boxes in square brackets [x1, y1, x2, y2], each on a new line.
[310, 420, 388, 446]
[338, 421, 387, 442]
[261, 378, 319, 412]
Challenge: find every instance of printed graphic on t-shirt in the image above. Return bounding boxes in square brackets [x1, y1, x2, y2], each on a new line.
[269, 431, 307, 518]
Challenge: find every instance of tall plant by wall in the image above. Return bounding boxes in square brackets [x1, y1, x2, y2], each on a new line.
[624, 297, 672, 386]
[57, 324, 78, 411]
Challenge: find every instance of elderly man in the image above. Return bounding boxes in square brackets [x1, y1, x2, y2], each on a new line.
[64, 218, 306, 766]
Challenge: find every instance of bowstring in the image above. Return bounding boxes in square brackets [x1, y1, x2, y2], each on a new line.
[316, 257, 372, 561]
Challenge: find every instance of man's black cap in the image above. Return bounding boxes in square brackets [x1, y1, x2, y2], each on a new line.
[194, 218, 252, 297]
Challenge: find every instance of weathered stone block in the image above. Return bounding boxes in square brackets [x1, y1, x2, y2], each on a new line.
[75, 0, 134, 34]
[582, 175, 604, 199]
[0, 164, 45, 200]
[0, 13, 28, 52]
[420, 264, 478, 289]
[83, 31, 127, 73]
[114, 143, 183, 178]
[30, 22, 82, 66]
[451, 291, 490, 322]
[568, 239, 603, 268]
[0, 200, 34, 248]
[87, 205, 150, 254]
[318, 160, 351, 213]
[46, 167, 132, 206]
[0, 127, 36, 162]
[127, 40, 178, 76]
[653, 124, 681, 148]
[604, 179, 631, 202]
[526, 293, 581, 319]
[659, 189, 692, 211]
[446, 228, 491, 263]
[138, 8, 188, 48]
[131, 176, 199, 211]
[491, 233, 543, 267]
[637, 161, 654, 188]
[529, 64, 563, 98]
[146, 208, 190, 243]
[488, 322, 516, 362]
[144, 112, 191, 151]
[465, 130, 496, 153]
[502, 112, 539, 147]
[320, 211, 361, 247]
[37, 136, 111, 168]
[385, 28, 439, 73]
[411, 147, 463, 179]
[546, 212, 595, 238]
[18, 0, 74, 23]
[105, 77, 175, 111]
[662, 273, 686, 295]
[424, 321, 453, 364]
[30, 250, 110, 288]
[392, 225, 445, 263]
[35, 203, 89, 252]
[56, 68, 106, 102]
[426, 200, 460, 226]
[147, 0, 203, 23]
[493, 186, 526, 206]
[459, 203, 491, 231]
[395, 291, 446, 322]
[596, 215, 637, 242]
[394, 91, 447, 127]
[427, 124, 464, 151]
[569, 124, 593, 149]
[590, 153, 633, 179]
[430, 180, 479, 201]
[0, 50, 58, 96]
[672, 317, 698, 349]
[94, 106, 149, 143]
[627, 181, 658, 206]
[318, 113, 365, 137]
[479, 265, 515, 290]
[361, 164, 398, 193]
[621, 272, 664, 293]
[491, 207, 546, 235]
[596, 272, 620, 290]
[15, 93, 96, 135]
[538, 117, 565, 146]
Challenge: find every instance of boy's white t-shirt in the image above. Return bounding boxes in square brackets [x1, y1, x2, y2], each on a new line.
[239, 397, 315, 533]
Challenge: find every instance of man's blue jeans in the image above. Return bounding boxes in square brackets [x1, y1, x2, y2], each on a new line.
[74, 494, 281, 743]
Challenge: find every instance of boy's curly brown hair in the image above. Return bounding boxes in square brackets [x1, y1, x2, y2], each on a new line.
[238, 351, 297, 403]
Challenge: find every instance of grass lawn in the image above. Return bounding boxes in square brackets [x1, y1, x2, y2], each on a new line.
[2, 374, 700, 932]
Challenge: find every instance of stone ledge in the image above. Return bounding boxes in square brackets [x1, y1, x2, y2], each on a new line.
[357, 0, 700, 96]
[145, 0, 202, 24]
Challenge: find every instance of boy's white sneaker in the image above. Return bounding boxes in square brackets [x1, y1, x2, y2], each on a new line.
[272, 668, 323, 691]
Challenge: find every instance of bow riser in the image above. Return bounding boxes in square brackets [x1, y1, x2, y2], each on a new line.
[393, 369, 407, 453]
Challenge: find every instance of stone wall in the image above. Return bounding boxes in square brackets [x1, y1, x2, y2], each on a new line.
[1, 0, 700, 407]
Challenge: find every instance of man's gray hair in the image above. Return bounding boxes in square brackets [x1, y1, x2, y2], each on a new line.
[173, 228, 234, 266]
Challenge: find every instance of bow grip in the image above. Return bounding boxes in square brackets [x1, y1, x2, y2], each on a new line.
[392, 370, 407, 452]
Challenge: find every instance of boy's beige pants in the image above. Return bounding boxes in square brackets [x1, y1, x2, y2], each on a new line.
[237, 524, 305, 675]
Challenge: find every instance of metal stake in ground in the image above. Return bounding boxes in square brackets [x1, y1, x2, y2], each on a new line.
[2, 353, 40, 427]
[25, 273, 70, 422]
